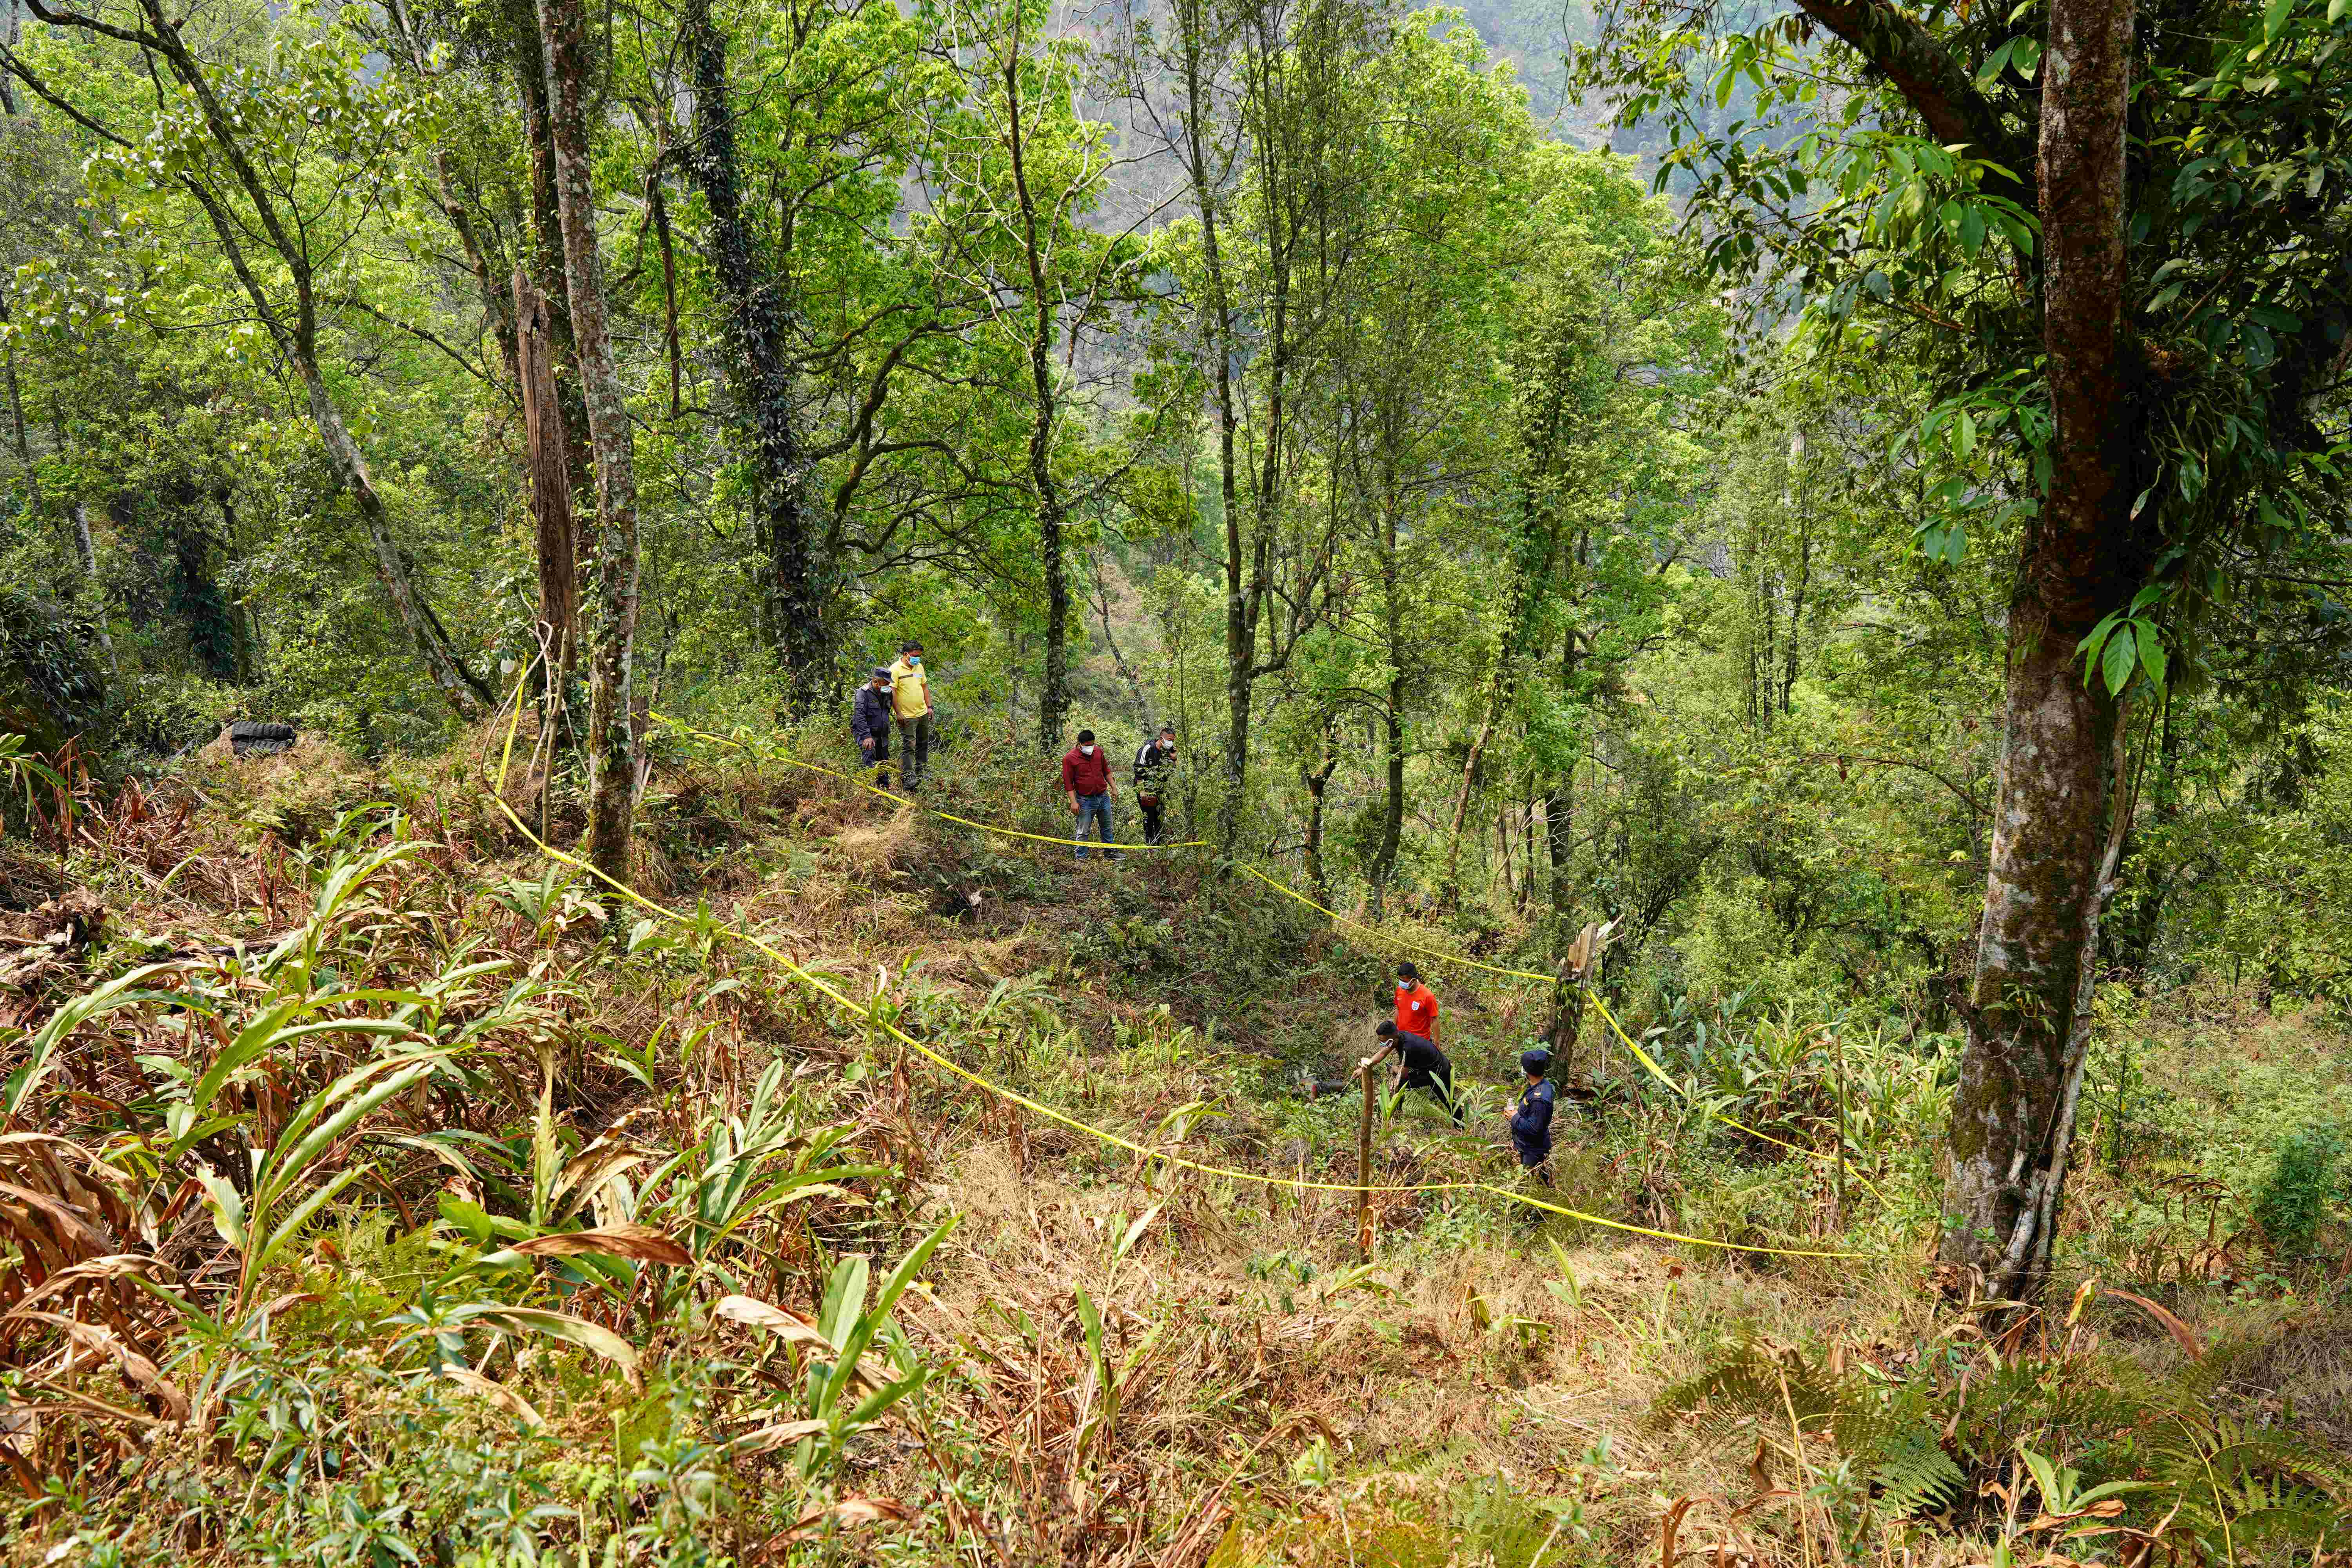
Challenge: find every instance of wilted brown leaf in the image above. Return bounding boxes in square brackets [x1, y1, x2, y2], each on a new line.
[715, 1294, 889, 1392]
[2098, 1287, 2203, 1360]
[10, 1310, 189, 1421]
[764, 1495, 915, 1549]
[725, 1417, 828, 1454]
[512, 1222, 690, 1265]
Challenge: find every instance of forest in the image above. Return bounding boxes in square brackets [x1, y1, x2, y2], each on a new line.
[0, 0, 2349, 1559]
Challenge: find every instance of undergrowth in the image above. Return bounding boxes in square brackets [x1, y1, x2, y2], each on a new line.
[0, 722, 2344, 1565]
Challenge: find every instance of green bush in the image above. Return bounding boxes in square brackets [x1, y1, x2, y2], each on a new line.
[2251, 1123, 2344, 1258]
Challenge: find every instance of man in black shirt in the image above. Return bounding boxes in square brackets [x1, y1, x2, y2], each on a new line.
[851, 668, 895, 788]
[1132, 724, 1177, 845]
[1370, 1020, 1463, 1124]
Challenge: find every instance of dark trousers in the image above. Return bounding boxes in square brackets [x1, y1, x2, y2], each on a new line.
[1139, 795, 1165, 846]
[895, 713, 931, 784]
[859, 736, 891, 788]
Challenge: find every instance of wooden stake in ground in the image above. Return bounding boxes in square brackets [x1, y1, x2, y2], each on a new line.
[1357, 1054, 1376, 1264]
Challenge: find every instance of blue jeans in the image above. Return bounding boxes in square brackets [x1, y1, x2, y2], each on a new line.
[1072, 793, 1116, 857]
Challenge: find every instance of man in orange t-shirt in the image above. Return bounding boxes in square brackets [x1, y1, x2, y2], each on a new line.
[1393, 962, 1439, 1045]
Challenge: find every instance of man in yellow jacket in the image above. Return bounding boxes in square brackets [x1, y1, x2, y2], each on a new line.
[887, 639, 933, 787]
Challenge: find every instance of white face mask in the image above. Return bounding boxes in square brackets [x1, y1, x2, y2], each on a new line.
[1080, 745, 1094, 756]
[1397, 980, 1409, 991]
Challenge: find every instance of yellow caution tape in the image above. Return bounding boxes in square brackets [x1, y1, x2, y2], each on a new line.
[1236, 864, 1884, 1200]
[490, 684, 1876, 1261]
[656, 704, 1875, 1200]
[649, 710, 1210, 852]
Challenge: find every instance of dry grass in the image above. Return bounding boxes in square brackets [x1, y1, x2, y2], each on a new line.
[0, 729, 2347, 1565]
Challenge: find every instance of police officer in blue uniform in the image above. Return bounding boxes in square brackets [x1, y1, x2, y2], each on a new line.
[1508, 1045, 1558, 1184]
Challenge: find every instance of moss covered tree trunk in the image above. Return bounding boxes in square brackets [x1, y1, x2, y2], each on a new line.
[681, 0, 827, 711]
[537, 0, 641, 885]
[1938, 0, 2137, 1300]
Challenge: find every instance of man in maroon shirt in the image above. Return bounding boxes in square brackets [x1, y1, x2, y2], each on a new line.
[1060, 729, 1120, 860]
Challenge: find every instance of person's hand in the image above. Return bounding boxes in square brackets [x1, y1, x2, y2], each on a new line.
[861, 737, 874, 751]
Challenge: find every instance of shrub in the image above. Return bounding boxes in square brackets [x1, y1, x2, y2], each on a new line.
[2251, 1123, 2344, 1258]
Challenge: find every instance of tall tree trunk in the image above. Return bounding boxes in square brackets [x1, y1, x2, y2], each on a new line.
[515, 270, 578, 698]
[0, 285, 29, 477]
[1939, 0, 2137, 1300]
[537, 0, 642, 884]
[1367, 489, 1405, 916]
[1443, 664, 1506, 908]
[1171, 0, 1249, 847]
[508, 0, 593, 575]
[299, 365, 492, 720]
[681, 0, 828, 710]
[1442, 517, 1544, 903]
[432, 152, 519, 389]
[1002, 40, 1071, 751]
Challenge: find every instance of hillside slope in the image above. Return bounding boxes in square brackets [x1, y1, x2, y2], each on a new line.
[0, 730, 2345, 1566]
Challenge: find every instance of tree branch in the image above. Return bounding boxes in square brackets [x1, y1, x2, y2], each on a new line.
[1788, 0, 2033, 210]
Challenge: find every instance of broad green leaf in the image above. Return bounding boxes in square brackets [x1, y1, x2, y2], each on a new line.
[820, 1254, 870, 1349]
[2101, 624, 2137, 695]
[2136, 625, 2169, 690]
[196, 1167, 247, 1252]
[468, 1306, 640, 1373]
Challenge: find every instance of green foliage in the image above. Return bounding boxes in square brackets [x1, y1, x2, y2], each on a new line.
[2250, 1123, 2344, 1258]
[1647, 1337, 1964, 1520]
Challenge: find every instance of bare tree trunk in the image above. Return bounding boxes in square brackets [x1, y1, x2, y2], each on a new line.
[1301, 711, 1339, 900]
[508, 0, 593, 575]
[681, 0, 828, 710]
[1546, 634, 1583, 918]
[515, 270, 578, 702]
[537, 0, 641, 883]
[1367, 489, 1405, 917]
[67, 500, 116, 673]
[297, 367, 492, 720]
[431, 151, 519, 389]
[1168, 0, 1250, 848]
[0, 285, 28, 475]
[1939, 0, 2138, 1299]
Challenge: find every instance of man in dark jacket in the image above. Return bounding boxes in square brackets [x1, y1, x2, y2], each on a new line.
[1132, 724, 1176, 845]
[1060, 729, 1119, 859]
[851, 668, 894, 787]
[1370, 1020, 1463, 1123]
[1508, 1045, 1558, 1183]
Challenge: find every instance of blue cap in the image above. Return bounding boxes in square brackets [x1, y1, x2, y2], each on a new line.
[1520, 1047, 1553, 1075]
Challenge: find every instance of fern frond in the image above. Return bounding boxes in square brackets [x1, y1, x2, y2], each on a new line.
[1863, 1424, 1966, 1517]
